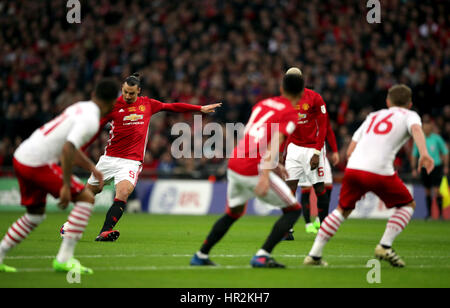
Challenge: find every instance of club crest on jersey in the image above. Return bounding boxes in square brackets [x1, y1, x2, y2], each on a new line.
[139, 105, 146, 112]
[123, 114, 144, 122]
[302, 103, 310, 111]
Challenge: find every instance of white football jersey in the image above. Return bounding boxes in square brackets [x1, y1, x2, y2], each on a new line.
[347, 106, 421, 176]
[14, 101, 100, 167]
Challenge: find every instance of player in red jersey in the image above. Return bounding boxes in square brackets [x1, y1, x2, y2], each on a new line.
[190, 68, 305, 268]
[304, 85, 434, 267]
[288, 118, 340, 237]
[0, 79, 119, 273]
[85, 73, 221, 241]
[284, 76, 331, 236]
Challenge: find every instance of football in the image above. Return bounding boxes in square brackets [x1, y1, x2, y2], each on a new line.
[59, 222, 69, 239]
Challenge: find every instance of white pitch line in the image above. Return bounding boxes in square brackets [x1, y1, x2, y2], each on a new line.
[14, 264, 450, 273]
[5, 254, 450, 260]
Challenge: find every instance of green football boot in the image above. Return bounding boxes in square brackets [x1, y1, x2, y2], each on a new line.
[53, 258, 93, 274]
[313, 219, 321, 230]
[0, 263, 17, 273]
[305, 223, 318, 234]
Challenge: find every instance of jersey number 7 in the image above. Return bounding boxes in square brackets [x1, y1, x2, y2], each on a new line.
[366, 113, 394, 135]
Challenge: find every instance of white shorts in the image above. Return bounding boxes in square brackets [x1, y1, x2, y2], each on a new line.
[87, 155, 143, 187]
[298, 157, 333, 187]
[227, 169, 297, 209]
[285, 144, 326, 185]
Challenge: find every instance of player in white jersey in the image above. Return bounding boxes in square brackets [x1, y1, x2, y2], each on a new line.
[303, 85, 434, 267]
[0, 79, 119, 273]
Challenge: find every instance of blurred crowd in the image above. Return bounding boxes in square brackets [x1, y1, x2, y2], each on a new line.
[0, 0, 449, 180]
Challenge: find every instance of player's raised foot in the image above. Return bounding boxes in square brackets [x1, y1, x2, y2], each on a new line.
[303, 255, 328, 266]
[375, 244, 405, 267]
[250, 255, 285, 268]
[53, 258, 93, 274]
[95, 230, 120, 242]
[305, 223, 318, 234]
[283, 229, 295, 241]
[0, 263, 17, 273]
[190, 253, 216, 266]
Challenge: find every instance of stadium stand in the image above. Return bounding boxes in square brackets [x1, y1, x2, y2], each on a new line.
[0, 0, 449, 180]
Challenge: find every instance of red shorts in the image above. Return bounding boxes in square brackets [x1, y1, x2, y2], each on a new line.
[339, 168, 413, 210]
[13, 158, 85, 207]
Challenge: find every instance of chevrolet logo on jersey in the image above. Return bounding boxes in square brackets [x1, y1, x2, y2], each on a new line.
[123, 114, 144, 122]
[298, 113, 307, 119]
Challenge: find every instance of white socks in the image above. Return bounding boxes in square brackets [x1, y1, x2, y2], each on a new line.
[56, 202, 93, 263]
[309, 209, 345, 257]
[380, 206, 414, 247]
[0, 213, 45, 264]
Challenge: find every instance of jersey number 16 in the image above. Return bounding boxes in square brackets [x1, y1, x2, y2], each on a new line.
[366, 113, 394, 135]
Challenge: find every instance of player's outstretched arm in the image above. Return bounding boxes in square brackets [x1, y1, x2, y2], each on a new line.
[200, 103, 222, 114]
[411, 124, 434, 174]
[160, 102, 222, 113]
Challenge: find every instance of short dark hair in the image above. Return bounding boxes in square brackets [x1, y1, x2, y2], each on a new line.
[124, 72, 142, 88]
[282, 73, 305, 97]
[388, 84, 412, 107]
[94, 78, 119, 103]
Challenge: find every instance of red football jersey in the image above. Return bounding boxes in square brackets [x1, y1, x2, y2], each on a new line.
[228, 96, 298, 176]
[99, 96, 201, 162]
[288, 88, 328, 151]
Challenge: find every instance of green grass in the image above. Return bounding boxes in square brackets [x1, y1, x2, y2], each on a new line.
[0, 212, 449, 288]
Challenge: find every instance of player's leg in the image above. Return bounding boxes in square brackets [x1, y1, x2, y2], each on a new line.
[432, 166, 444, 219]
[376, 174, 417, 267]
[54, 188, 95, 274]
[0, 160, 48, 272]
[420, 168, 433, 219]
[304, 169, 365, 266]
[85, 183, 103, 195]
[96, 180, 134, 241]
[310, 149, 329, 225]
[191, 170, 252, 266]
[324, 157, 334, 225]
[96, 159, 142, 241]
[376, 202, 414, 267]
[0, 204, 47, 272]
[433, 186, 443, 219]
[284, 143, 304, 240]
[191, 204, 246, 266]
[300, 186, 317, 234]
[251, 172, 302, 268]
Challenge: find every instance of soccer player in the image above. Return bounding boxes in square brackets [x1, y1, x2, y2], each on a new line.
[296, 118, 340, 235]
[304, 84, 434, 267]
[411, 117, 448, 219]
[284, 74, 330, 230]
[0, 79, 119, 273]
[190, 68, 304, 268]
[85, 73, 221, 241]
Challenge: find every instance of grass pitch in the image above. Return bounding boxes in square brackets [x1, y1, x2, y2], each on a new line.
[0, 212, 449, 288]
